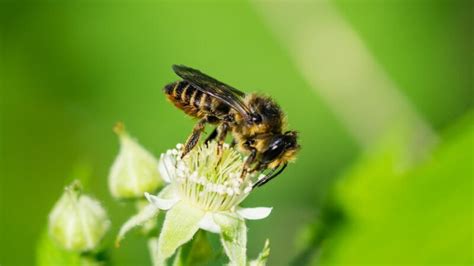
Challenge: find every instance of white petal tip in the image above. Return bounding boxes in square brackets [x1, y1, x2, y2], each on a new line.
[145, 192, 178, 210]
[237, 207, 273, 220]
[144, 192, 153, 201]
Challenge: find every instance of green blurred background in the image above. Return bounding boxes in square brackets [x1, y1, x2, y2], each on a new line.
[0, 0, 472, 265]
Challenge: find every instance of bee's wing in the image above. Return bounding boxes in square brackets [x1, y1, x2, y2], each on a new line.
[172, 65, 251, 118]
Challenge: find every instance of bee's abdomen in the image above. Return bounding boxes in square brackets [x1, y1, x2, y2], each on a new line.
[164, 81, 214, 118]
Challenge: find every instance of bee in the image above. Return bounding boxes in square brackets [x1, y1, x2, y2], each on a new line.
[164, 65, 299, 188]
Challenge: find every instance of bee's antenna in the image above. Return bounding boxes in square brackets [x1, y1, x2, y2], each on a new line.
[252, 163, 288, 188]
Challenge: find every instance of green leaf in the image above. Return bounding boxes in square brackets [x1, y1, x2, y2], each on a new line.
[156, 201, 205, 265]
[249, 239, 270, 266]
[37, 229, 82, 266]
[315, 113, 474, 265]
[36, 228, 104, 266]
[214, 213, 247, 266]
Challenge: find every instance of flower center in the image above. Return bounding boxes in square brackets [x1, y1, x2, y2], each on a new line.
[162, 142, 254, 211]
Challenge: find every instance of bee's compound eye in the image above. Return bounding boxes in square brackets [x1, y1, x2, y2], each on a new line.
[251, 114, 262, 124]
[261, 138, 286, 164]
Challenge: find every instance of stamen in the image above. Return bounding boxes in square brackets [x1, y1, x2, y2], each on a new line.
[161, 141, 256, 211]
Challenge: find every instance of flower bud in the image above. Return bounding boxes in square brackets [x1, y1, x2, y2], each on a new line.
[48, 181, 110, 252]
[108, 123, 163, 199]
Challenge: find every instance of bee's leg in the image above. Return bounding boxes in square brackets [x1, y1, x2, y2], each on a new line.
[230, 138, 237, 148]
[204, 127, 218, 145]
[240, 148, 257, 179]
[216, 123, 229, 155]
[252, 163, 288, 188]
[182, 117, 208, 158]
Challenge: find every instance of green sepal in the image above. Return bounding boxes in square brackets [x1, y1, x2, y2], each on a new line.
[115, 202, 159, 247]
[148, 237, 160, 266]
[214, 213, 247, 266]
[249, 239, 270, 266]
[172, 230, 214, 266]
[156, 201, 205, 265]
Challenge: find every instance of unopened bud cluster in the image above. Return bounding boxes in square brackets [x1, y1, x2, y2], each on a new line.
[48, 181, 110, 252]
[109, 123, 163, 199]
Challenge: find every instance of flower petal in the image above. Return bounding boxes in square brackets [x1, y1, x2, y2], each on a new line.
[214, 213, 247, 265]
[145, 192, 179, 211]
[157, 184, 179, 199]
[156, 201, 205, 264]
[198, 213, 221, 234]
[157, 155, 172, 183]
[158, 149, 180, 184]
[236, 207, 272, 220]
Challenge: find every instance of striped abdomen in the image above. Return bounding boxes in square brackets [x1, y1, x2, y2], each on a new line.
[164, 81, 230, 120]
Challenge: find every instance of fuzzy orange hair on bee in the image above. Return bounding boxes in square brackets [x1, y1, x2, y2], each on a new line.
[163, 65, 300, 188]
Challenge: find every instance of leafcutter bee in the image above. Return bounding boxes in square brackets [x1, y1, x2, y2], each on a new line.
[164, 65, 299, 188]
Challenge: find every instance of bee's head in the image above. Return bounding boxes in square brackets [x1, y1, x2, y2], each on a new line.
[261, 131, 300, 165]
[246, 94, 283, 130]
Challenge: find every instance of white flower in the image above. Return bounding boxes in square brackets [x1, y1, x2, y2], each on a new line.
[145, 141, 272, 265]
[48, 181, 110, 252]
[108, 122, 163, 199]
